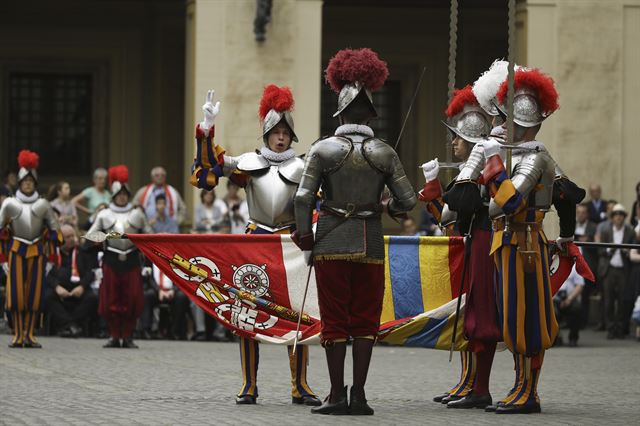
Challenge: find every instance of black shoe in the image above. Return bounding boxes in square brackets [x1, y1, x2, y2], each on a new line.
[349, 387, 374, 415]
[235, 395, 257, 405]
[122, 338, 139, 349]
[568, 338, 578, 347]
[103, 338, 121, 348]
[447, 393, 492, 409]
[311, 387, 349, 415]
[60, 324, 82, 338]
[485, 403, 499, 412]
[8, 341, 23, 348]
[292, 395, 322, 406]
[495, 402, 541, 414]
[441, 394, 463, 404]
[23, 338, 42, 348]
[433, 393, 450, 403]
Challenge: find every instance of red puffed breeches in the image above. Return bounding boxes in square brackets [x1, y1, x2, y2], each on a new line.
[314, 259, 384, 344]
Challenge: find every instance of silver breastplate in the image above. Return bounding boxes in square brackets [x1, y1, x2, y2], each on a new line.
[98, 209, 146, 254]
[242, 155, 303, 231]
[3, 198, 52, 244]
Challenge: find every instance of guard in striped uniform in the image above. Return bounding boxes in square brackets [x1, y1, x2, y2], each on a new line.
[448, 68, 584, 414]
[0, 150, 61, 348]
[190, 86, 320, 406]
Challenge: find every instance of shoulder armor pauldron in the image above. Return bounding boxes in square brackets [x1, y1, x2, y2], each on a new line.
[2, 198, 22, 221]
[278, 156, 305, 184]
[237, 152, 270, 172]
[361, 138, 394, 175]
[128, 208, 147, 230]
[313, 136, 353, 174]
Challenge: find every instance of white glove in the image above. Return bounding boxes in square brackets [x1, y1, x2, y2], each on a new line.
[141, 266, 152, 277]
[555, 236, 574, 251]
[201, 89, 221, 130]
[1, 263, 8, 275]
[303, 251, 313, 266]
[93, 268, 103, 281]
[45, 262, 54, 275]
[481, 138, 502, 159]
[421, 158, 440, 183]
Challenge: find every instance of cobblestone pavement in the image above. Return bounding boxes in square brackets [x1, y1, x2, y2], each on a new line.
[0, 330, 638, 425]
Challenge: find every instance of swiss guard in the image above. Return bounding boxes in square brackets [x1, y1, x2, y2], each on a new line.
[447, 68, 584, 414]
[293, 48, 416, 415]
[189, 85, 321, 406]
[420, 85, 500, 409]
[87, 165, 152, 349]
[0, 150, 61, 348]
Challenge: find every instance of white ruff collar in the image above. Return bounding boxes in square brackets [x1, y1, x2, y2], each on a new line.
[335, 124, 374, 138]
[260, 146, 296, 163]
[109, 202, 133, 213]
[16, 190, 39, 203]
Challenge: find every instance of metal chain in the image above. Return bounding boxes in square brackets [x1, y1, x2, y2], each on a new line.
[446, 0, 459, 163]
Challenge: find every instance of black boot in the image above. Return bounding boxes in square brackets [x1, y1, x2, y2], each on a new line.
[122, 338, 139, 349]
[311, 342, 348, 415]
[311, 386, 349, 415]
[349, 386, 374, 415]
[350, 338, 375, 415]
[103, 338, 121, 348]
[447, 393, 492, 409]
[433, 393, 450, 403]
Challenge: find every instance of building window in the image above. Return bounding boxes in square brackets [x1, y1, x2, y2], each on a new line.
[7, 72, 92, 176]
[320, 80, 402, 145]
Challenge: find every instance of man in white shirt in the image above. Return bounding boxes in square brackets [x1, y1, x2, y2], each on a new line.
[597, 204, 636, 339]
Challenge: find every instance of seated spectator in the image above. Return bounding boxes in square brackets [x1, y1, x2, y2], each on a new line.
[141, 264, 190, 340]
[193, 189, 229, 233]
[400, 217, 420, 236]
[554, 264, 584, 347]
[149, 194, 179, 234]
[575, 203, 598, 327]
[45, 224, 98, 337]
[224, 181, 249, 235]
[48, 181, 78, 227]
[72, 168, 111, 229]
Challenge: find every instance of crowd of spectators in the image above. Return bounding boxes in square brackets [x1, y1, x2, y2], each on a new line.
[0, 166, 248, 343]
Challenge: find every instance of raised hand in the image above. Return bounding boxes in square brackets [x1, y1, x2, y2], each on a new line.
[202, 89, 221, 130]
[421, 158, 440, 182]
[479, 138, 501, 159]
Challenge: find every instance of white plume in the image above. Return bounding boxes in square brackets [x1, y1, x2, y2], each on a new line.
[472, 59, 511, 114]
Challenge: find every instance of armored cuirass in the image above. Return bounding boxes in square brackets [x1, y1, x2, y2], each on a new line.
[89, 206, 148, 254]
[237, 153, 303, 231]
[0, 197, 55, 244]
[321, 136, 387, 210]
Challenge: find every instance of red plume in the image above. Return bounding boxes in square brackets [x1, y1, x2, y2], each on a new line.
[259, 85, 294, 121]
[445, 85, 478, 118]
[17, 150, 39, 170]
[325, 48, 389, 93]
[497, 68, 559, 115]
[108, 165, 129, 186]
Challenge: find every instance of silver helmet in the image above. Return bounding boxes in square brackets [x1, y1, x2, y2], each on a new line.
[333, 82, 377, 118]
[17, 167, 37, 184]
[443, 104, 491, 144]
[473, 60, 525, 116]
[495, 87, 545, 128]
[110, 181, 131, 198]
[262, 109, 298, 143]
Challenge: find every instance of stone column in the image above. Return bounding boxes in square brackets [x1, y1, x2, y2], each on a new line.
[183, 0, 323, 217]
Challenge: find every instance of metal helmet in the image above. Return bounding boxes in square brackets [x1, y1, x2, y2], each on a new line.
[495, 68, 559, 128]
[262, 109, 298, 143]
[108, 165, 130, 199]
[325, 48, 388, 119]
[259, 85, 298, 144]
[17, 150, 39, 184]
[333, 82, 376, 118]
[443, 86, 491, 144]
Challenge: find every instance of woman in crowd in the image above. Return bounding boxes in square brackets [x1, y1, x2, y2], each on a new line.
[193, 189, 229, 234]
[48, 181, 78, 227]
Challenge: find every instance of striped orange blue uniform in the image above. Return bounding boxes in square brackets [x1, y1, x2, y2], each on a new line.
[418, 178, 476, 399]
